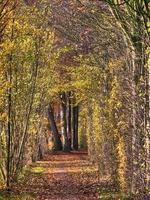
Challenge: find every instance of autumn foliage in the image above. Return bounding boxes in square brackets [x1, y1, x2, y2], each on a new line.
[0, 0, 149, 199]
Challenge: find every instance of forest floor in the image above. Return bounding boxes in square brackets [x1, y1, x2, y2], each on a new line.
[0, 151, 128, 200]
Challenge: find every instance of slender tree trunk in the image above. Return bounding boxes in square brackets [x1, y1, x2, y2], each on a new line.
[67, 92, 72, 150]
[47, 104, 62, 151]
[145, 53, 150, 191]
[72, 105, 79, 150]
[6, 65, 12, 190]
[6, 18, 15, 190]
[15, 39, 39, 175]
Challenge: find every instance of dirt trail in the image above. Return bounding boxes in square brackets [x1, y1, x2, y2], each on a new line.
[12, 151, 107, 200]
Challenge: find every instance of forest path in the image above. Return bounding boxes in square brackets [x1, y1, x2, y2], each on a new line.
[12, 151, 109, 200]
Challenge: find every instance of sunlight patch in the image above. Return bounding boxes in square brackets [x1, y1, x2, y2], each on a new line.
[31, 167, 45, 174]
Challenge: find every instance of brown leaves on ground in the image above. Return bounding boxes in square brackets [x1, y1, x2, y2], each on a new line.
[11, 151, 110, 200]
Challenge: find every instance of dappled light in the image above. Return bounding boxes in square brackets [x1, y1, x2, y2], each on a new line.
[0, 0, 149, 199]
[11, 152, 105, 200]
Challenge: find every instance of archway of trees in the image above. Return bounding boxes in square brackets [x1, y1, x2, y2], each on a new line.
[0, 0, 149, 199]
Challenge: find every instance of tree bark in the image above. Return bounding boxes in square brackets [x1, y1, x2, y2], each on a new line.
[60, 92, 70, 152]
[67, 92, 72, 150]
[72, 105, 79, 150]
[6, 64, 12, 190]
[6, 18, 15, 190]
[47, 104, 62, 151]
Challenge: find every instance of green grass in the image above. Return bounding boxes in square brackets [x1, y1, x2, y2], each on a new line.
[0, 165, 44, 200]
[30, 166, 45, 174]
[98, 192, 130, 200]
[97, 187, 131, 200]
[18, 165, 45, 181]
[0, 193, 35, 200]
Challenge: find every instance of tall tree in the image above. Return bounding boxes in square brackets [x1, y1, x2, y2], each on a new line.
[72, 105, 79, 150]
[47, 104, 62, 151]
[103, 0, 150, 195]
[60, 92, 70, 152]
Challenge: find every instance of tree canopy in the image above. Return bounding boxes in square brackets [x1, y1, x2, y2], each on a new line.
[0, 0, 149, 199]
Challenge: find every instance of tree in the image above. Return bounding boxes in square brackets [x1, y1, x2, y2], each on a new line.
[47, 104, 62, 151]
[0, 0, 57, 188]
[102, 0, 150, 195]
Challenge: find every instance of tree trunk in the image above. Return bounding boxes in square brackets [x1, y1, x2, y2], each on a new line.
[6, 67, 12, 190]
[67, 92, 72, 150]
[145, 53, 150, 192]
[130, 44, 148, 196]
[60, 92, 70, 152]
[15, 39, 39, 175]
[72, 105, 79, 150]
[87, 102, 96, 162]
[6, 18, 15, 189]
[47, 104, 62, 151]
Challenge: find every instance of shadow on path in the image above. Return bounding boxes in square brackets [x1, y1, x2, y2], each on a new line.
[11, 151, 110, 200]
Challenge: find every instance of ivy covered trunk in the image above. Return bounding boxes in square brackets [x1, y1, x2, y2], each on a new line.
[130, 44, 149, 196]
